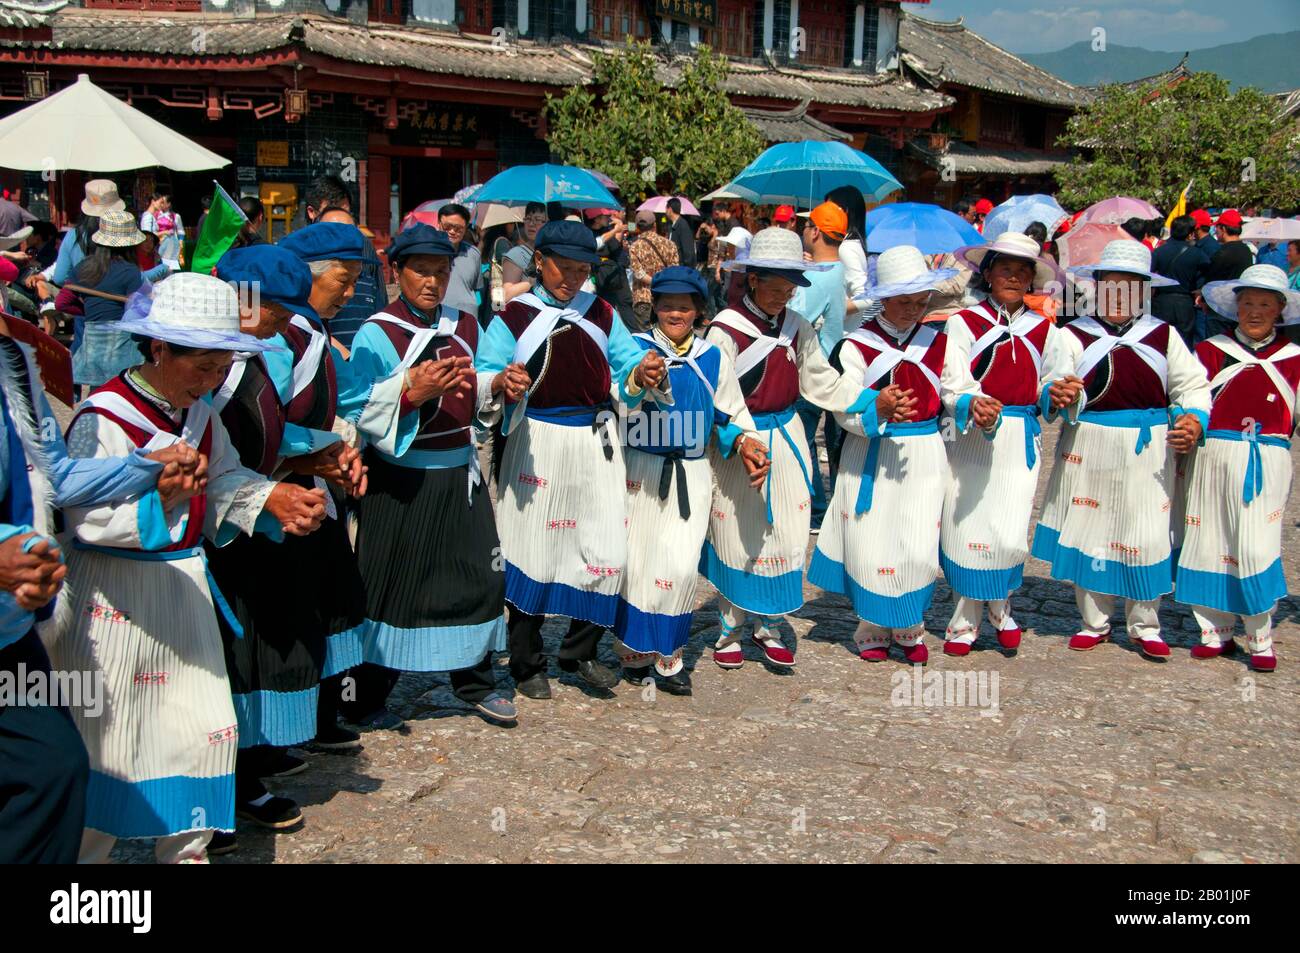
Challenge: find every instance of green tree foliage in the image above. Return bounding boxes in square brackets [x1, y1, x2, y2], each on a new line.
[545, 40, 765, 203]
[1054, 72, 1300, 211]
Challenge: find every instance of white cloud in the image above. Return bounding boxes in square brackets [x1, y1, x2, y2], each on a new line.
[969, 6, 1229, 53]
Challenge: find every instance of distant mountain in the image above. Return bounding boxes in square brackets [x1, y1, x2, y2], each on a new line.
[1019, 32, 1300, 94]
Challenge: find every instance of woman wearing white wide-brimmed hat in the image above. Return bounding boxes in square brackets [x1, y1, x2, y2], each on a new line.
[807, 245, 951, 665]
[1175, 264, 1300, 672]
[705, 227, 877, 671]
[47, 273, 328, 863]
[938, 232, 1082, 657]
[1032, 239, 1211, 660]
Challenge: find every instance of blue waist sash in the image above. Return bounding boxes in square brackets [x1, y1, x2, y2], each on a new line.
[73, 542, 243, 638]
[525, 402, 616, 461]
[1079, 407, 1169, 455]
[752, 407, 811, 525]
[994, 404, 1041, 469]
[1206, 428, 1292, 504]
[376, 445, 473, 470]
[856, 418, 940, 515]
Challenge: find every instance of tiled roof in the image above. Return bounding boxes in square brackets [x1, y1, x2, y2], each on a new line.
[899, 12, 1091, 108]
[908, 139, 1071, 176]
[741, 101, 850, 142]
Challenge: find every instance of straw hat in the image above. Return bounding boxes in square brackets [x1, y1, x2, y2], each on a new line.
[115, 273, 281, 352]
[954, 231, 1060, 289]
[722, 226, 831, 286]
[859, 245, 957, 301]
[92, 209, 146, 248]
[1067, 239, 1175, 287]
[80, 179, 125, 218]
[1203, 264, 1300, 325]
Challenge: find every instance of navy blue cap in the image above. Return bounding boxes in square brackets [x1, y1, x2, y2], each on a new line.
[534, 220, 600, 265]
[278, 221, 365, 263]
[387, 223, 457, 265]
[216, 244, 320, 324]
[651, 265, 708, 298]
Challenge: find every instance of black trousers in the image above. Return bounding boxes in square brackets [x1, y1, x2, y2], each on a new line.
[1152, 291, 1198, 347]
[0, 629, 89, 864]
[331, 654, 500, 722]
[507, 610, 604, 681]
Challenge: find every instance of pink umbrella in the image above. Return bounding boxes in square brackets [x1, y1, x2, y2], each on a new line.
[1076, 197, 1161, 226]
[399, 198, 446, 232]
[638, 195, 700, 216]
[582, 168, 620, 192]
[1055, 223, 1136, 269]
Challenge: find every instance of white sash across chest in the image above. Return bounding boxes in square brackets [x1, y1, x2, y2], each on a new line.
[711, 308, 799, 380]
[1205, 335, 1300, 422]
[847, 323, 943, 396]
[634, 332, 714, 397]
[289, 314, 329, 401]
[966, 304, 1046, 377]
[1072, 315, 1168, 386]
[511, 292, 604, 365]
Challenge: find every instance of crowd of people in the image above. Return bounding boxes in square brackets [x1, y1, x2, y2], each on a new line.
[0, 173, 1296, 866]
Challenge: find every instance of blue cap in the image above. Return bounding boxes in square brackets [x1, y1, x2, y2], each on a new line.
[651, 265, 708, 298]
[278, 221, 365, 263]
[387, 223, 457, 265]
[534, 220, 600, 265]
[215, 244, 320, 324]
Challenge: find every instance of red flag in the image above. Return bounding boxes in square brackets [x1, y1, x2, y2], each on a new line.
[2, 311, 74, 406]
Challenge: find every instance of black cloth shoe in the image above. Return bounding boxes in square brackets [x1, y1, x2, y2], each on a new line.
[236, 796, 303, 830]
[207, 830, 238, 856]
[516, 672, 552, 699]
[258, 750, 308, 779]
[559, 657, 618, 689]
[623, 665, 653, 686]
[657, 668, 692, 696]
[311, 722, 362, 750]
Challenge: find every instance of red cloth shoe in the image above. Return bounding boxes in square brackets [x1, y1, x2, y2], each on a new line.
[752, 630, 795, 667]
[997, 627, 1022, 650]
[1249, 653, 1277, 672]
[1137, 638, 1171, 659]
[859, 647, 889, 662]
[943, 640, 972, 657]
[900, 642, 929, 665]
[1068, 632, 1109, 651]
[713, 646, 744, 669]
[1190, 643, 1232, 660]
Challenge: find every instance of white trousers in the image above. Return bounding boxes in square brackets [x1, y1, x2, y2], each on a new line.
[855, 620, 925, 648]
[1191, 606, 1274, 655]
[945, 597, 1016, 644]
[79, 828, 212, 864]
[613, 637, 685, 677]
[1075, 587, 1162, 642]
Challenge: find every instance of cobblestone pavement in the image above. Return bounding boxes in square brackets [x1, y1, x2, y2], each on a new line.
[102, 420, 1297, 863]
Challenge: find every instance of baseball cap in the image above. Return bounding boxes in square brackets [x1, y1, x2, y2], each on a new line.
[974, 198, 994, 215]
[1190, 209, 1214, 229]
[1216, 208, 1242, 229]
[806, 201, 848, 241]
[772, 205, 796, 224]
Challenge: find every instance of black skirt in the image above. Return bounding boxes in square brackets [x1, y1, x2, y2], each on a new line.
[352, 450, 506, 673]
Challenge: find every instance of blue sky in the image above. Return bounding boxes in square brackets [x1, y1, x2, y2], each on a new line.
[904, 0, 1300, 54]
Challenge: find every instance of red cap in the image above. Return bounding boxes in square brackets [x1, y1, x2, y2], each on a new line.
[773, 204, 796, 223]
[974, 198, 994, 215]
[0, 258, 17, 283]
[1190, 209, 1213, 228]
[1216, 208, 1242, 228]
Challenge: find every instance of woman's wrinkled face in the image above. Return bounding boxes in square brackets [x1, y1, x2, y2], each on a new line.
[1236, 288, 1284, 341]
[310, 260, 363, 320]
[880, 291, 932, 332]
[654, 292, 699, 344]
[398, 254, 451, 312]
[536, 253, 590, 301]
[240, 300, 293, 339]
[748, 274, 797, 316]
[151, 343, 233, 409]
[1096, 270, 1146, 322]
[987, 257, 1035, 307]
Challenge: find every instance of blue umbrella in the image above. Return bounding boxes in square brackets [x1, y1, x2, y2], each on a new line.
[982, 194, 1068, 242]
[473, 163, 619, 209]
[727, 140, 902, 205]
[864, 202, 985, 254]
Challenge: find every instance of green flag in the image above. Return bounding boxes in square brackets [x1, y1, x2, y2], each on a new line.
[189, 182, 247, 274]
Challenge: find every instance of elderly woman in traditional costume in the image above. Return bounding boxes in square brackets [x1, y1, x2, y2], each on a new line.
[0, 311, 200, 863]
[347, 224, 516, 723]
[704, 227, 876, 671]
[939, 232, 1082, 657]
[476, 220, 665, 700]
[48, 273, 328, 864]
[808, 246, 949, 665]
[274, 222, 410, 733]
[1176, 264, 1300, 672]
[612, 266, 767, 694]
[1034, 240, 1212, 659]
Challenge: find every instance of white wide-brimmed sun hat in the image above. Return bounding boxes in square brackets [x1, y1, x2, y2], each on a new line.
[954, 231, 1060, 289]
[722, 226, 831, 286]
[1067, 239, 1176, 287]
[116, 272, 281, 352]
[718, 225, 753, 260]
[80, 178, 126, 218]
[858, 245, 957, 301]
[1203, 263, 1300, 325]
